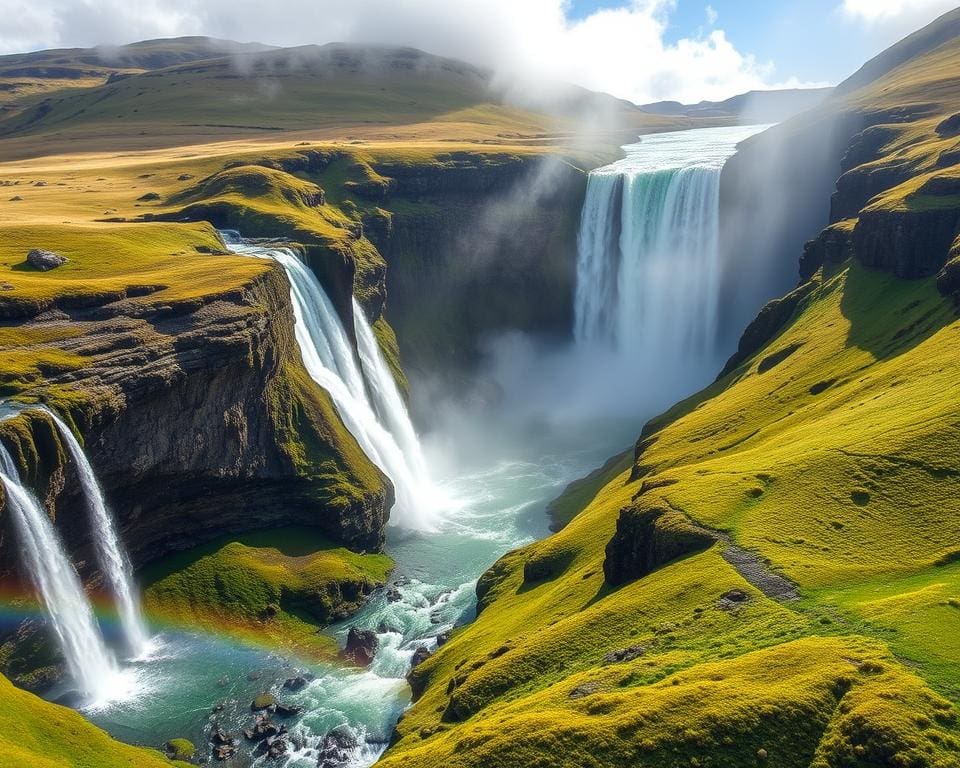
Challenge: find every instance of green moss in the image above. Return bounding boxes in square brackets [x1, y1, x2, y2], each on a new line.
[142, 527, 392, 659]
[164, 739, 195, 761]
[380, 259, 960, 766]
[0, 673, 185, 767]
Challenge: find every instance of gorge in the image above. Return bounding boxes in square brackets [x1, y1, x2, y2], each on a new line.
[0, 10, 959, 768]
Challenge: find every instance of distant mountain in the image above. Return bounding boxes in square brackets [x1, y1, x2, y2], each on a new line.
[0, 40, 701, 156]
[0, 36, 274, 79]
[641, 87, 833, 123]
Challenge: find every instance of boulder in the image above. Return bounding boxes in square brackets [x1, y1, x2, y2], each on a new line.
[410, 646, 431, 668]
[318, 726, 357, 767]
[603, 504, 715, 586]
[341, 627, 378, 667]
[251, 693, 277, 711]
[603, 644, 647, 664]
[274, 702, 303, 718]
[26, 249, 68, 271]
[213, 743, 236, 761]
[282, 674, 310, 691]
[210, 727, 234, 746]
[164, 738, 195, 760]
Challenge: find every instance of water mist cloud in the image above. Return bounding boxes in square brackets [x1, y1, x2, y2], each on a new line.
[0, 0, 821, 104]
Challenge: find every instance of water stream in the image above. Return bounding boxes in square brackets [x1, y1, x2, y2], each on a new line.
[43, 407, 151, 659]
[0, 442, 126, 703]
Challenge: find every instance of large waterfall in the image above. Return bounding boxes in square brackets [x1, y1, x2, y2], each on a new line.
[0, 443, 119, 700]
[222, 235, 438, 529]
[44, 409, 150, 658]
[575, 125, 768, 380]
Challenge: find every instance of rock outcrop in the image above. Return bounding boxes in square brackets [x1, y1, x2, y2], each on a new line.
[26, 249, 67, 271]
[603, 503, 714, 586]
[0, 259, 389, 580]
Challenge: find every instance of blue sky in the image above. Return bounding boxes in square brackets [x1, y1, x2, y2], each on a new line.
[2, 0, 957, 103]
[568, 0, 957, 89]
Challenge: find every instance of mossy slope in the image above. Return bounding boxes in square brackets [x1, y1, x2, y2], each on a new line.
[141, 527, 391, 658]
[0, 673, 189, 767]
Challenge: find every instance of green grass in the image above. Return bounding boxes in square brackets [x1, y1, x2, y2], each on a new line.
[141, 527, 392, 659]
[0, 221, 266, 307]
[381, 259, 960, 766]
[0, 673, 189, 767]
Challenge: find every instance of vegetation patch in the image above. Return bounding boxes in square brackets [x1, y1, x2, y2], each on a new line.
[142, 527, 392, 659]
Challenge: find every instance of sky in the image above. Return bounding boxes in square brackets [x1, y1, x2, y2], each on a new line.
[0, 0, 957, 104]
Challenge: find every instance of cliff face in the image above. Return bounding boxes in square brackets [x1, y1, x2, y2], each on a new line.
[0, 256, 389, 582]
[367, 153, 586, 376]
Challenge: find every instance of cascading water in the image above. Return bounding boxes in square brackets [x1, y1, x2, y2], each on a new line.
[221, 235, 438, 529]
[575, 125, 769, 382]
[0, 443, 119, 700]
[43, 408, 150, 658]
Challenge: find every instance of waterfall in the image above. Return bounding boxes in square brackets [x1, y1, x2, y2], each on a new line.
[43, 409, 149, 657]
[574, 125, 769, 378]
[0, 443, 119, 699]
[222, 235, 437, 529]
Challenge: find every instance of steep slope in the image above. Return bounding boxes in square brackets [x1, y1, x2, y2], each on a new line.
[0, 673, 191, 768]
[378, 14, 960, 768]
[717, 6, 960, 347]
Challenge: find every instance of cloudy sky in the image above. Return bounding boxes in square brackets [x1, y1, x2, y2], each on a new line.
[0, 0, 957, 104]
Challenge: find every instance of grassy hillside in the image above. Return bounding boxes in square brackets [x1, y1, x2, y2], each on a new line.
[0, 41, 694, 160]
[0, 673, 190, 768]
[378, 14, 960, 767]
[141, 527, 392, 659]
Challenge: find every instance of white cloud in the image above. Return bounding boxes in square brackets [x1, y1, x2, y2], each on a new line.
[839, 0, 958, 44]
[706, 5, 719, 26]
[0, 0, 818, 104]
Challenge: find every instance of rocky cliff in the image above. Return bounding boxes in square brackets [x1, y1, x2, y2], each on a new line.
[0, 230, 389, 582]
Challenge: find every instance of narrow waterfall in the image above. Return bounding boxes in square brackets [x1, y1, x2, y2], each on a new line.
[222, 236, 437, 529]
[574, 125, 769, 379]
[44, 409, 149, 657]
[0, 443, 119, 699]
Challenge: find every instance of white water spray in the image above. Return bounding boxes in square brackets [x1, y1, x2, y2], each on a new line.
[0, 443, 119, 700]
[222, 235, 438, 529]
[43, 409, 150, 658]
[575, 125, 769, 378]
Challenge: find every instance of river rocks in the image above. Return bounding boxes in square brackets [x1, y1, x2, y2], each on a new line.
[603, 504, 715, 586]
[318, 726, 357, 767]
[341, 627, 378, 666]
[244, 714, 281, 741]
[26, 249, 68, 271]
[0, 281, 13, 291]
[410, 646, 431, 668]
[251, 693, 277, 711]
[274, 702, 303, 718]
[210, 727, 236, 761]
[211, 727, 235, 746]
[282, 674, 312, 691]
[137, 191, 161, 201]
